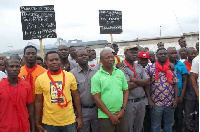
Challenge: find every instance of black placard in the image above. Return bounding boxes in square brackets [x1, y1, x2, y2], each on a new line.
[99, 10, 122, 34]
[20, 5, 57, 40]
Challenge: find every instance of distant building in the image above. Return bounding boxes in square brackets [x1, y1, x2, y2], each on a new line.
[1, 31, 198, 58]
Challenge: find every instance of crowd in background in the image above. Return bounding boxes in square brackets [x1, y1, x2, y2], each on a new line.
[0, 37, 199, 132]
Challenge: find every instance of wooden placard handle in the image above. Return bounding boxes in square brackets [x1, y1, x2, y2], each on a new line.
[110, 34, 114, 44]
[39, 39, 44, 60]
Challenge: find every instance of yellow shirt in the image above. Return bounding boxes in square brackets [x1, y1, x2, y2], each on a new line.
[114, 56, 123, 64]
[35, 70, 77, 126]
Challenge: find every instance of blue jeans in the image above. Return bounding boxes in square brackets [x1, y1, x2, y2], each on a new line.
[151, 105, 175, 132]
[43, 123, 77, 132]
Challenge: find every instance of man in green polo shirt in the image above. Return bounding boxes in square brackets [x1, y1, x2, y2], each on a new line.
[91, 49, 129, 132]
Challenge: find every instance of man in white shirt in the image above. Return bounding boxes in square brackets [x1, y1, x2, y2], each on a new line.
[190, 56, 199, 132]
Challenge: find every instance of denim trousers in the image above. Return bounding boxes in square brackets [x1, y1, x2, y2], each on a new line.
[43, 122, 77, 132]
[150, 105, 175, 132]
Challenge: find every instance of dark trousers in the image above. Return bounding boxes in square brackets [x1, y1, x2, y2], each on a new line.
[174, 103, 184, 132]
[99, 116, 128, 132]
[184, 99, 198, 132]
[143, 105, 151, 132]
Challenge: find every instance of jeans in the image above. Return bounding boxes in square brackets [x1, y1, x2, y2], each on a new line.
[151, 105, 175, 132]
[43, 123, 77, 132]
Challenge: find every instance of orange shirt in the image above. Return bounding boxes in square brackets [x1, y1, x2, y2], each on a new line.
[18, 64, 46, 101]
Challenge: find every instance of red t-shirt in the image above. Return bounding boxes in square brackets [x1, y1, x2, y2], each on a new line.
[0, 78, 33, 132]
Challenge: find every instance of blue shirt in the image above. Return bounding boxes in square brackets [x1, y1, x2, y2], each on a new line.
[174, 61, 188, 96]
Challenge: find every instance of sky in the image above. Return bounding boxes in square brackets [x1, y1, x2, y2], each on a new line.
[0, 0, 199, 53]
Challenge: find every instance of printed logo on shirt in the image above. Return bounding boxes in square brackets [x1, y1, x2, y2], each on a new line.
[115, 75, 121, 78]
[22, 75, 26, 79]
[50, 81, 64, 103]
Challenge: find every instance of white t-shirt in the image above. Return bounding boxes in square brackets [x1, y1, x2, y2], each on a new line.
[190, 56, 199, 88]
[0, 71, 7, 81]
[88, 59, 98, 68]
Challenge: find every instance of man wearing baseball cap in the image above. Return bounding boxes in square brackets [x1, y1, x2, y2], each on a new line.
[138, 52, 150, 68]
[120, 46, 150, 132]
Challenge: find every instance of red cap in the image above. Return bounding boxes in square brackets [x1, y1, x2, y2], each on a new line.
[138, 52, 149, 59]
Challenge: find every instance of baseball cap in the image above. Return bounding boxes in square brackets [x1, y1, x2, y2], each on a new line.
[138, 52, 149, 59]
[124, 46, 138, 53]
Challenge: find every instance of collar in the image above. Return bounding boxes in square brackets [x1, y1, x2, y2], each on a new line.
[77, 64, 92, 73]
[3, 77, 21, 86]
[122, 60, 140, 68]
[99, 66, 117, 74]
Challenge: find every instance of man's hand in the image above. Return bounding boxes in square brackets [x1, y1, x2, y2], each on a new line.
[109, 114, 120, 125]
[36, 124, 47, 132]
[178, 96, 184, 103]
[130, 77, 137, 82]
[172, 99, 178, 109]
[76, 117, 83, 130]
[115, 109, 125, 119]
[148, 99, 155, 109]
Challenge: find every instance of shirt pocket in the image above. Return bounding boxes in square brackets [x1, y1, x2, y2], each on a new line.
[77, 79, 86, 93]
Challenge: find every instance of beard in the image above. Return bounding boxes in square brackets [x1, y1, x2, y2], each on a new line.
[59, 55, 68, 61]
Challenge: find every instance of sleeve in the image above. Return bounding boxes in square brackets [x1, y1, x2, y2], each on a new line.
[121, 72, 128, 90]
[142, 67, 150, 79]
[35, 77, 43, 94]
[181, 63, 188, 75]
[119, 67, 130, 81]
[69, 73, 77, 90]
[91, 75, 101, 95]
[191, 57, 199, 74]
[26, 83, 33, 104]
[172, 71, 178, 84]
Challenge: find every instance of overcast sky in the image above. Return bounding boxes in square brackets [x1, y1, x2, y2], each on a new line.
[0, 0, 199, 53]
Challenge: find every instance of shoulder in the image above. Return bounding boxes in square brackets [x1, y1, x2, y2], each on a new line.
[193, 56, 199, 63]
[37, 65, 47, 71]
[36, 71, 48, 80]
[115, 68, 125, 75]
[135, 62, 143, 69]
[70, 66, 78, 74]
[36, 65, 47, 74]
[20, 79, 31, 87]
[90, 67, 98, 72]
[64, 70, 75, 78]
[0, 71, 7, 77]
[19, 66, 27, 75]
[92, 70, 101, 79]
[176, 61, 186, 66]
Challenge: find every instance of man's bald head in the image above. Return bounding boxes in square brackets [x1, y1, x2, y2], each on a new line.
[167, 47, 176, 52]
[57, 45, 69, 60]
[100, 49, 113, 59]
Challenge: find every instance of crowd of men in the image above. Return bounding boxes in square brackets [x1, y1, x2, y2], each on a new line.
[0, 37, 199, 132]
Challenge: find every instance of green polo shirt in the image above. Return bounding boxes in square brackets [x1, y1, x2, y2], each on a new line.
[91, 66, 128, 118]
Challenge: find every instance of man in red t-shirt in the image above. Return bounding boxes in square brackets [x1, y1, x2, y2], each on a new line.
[0, 58, 35, 132]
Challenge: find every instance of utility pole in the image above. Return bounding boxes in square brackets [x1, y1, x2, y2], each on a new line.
[160, 26, 162, 37]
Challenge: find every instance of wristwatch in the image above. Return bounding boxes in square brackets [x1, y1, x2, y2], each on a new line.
[121, 107, 127, 111]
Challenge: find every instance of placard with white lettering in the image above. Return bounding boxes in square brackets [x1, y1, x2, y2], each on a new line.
[99, 10, 122, 34]
[20, 5, 57, 40]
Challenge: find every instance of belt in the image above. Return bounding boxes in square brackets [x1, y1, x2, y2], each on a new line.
[82, 104, 96, 108]
[128, 96, 146, 103]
